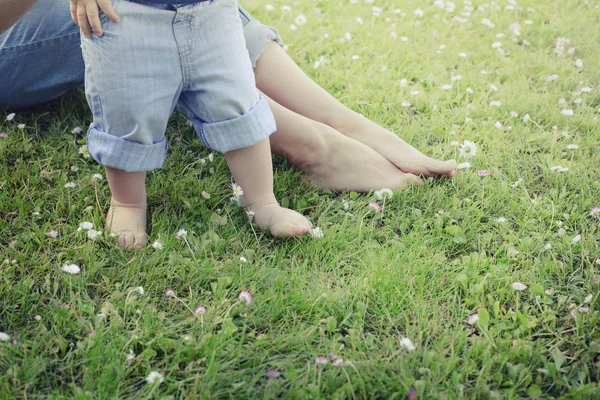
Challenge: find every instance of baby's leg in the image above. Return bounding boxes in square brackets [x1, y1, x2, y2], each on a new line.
[80, 1, 183, 249]
[225, 139, 311, 237]
[105, 167, 147, 249]
[176, 0, 310, 237]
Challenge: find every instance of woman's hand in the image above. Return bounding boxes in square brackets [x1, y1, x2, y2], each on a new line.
[70, 0, 119, 38]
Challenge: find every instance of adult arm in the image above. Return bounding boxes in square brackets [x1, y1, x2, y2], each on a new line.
[0, 0, 38, 34]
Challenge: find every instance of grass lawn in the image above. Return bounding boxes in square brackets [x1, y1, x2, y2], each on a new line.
[1, 0, 599, 398]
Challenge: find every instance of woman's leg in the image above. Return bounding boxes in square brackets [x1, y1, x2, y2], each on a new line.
[0, 0, 84, 110]
[263, 94, 421, 192]
[254, 43, 456, 178]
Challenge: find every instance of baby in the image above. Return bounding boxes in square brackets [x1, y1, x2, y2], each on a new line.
[71, 0, 312, 248]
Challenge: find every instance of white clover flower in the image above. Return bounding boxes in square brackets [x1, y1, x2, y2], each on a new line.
[467, 314, 479, 325]
[64, 182, 77, 188]
[399, 337, 416, 352]
[87, 229, 102, 240]
[61, 264, 81, 274]
[315, 356, 329, 365]
[550, 165, 569, 172]
[511, 282, 527, 291]
[175, 229, 188, 240]
[92, 173, 103, 181]
[79, 222, 94, 231]
[374, 188, 393, 200]
[561, 109, 574, 116]
[146, 371, 164, 385]
[194, 305, 206, 314]
[238, 290, 253, 305]
[310, 227, 324, 239]
[0, 332, 10, 341]
[201, 191, 211, 199]
[456, 162, 472, 170]
[152, 241, 163, 250]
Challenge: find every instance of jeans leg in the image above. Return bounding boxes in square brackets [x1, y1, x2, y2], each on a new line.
[0, 0, 84, 110]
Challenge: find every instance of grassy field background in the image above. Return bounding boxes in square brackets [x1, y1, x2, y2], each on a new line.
[1, 0, 600, 398]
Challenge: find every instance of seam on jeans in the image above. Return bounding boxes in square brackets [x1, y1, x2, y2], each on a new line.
[0, 31, 80, 51]
[238, 6, 252, 24]
[176, 96, 210, 148]
[84, 48, 105, 134]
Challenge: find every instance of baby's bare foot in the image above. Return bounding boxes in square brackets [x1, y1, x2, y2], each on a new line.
[106, 197, 147, 249]
[249, 202, 312, 238]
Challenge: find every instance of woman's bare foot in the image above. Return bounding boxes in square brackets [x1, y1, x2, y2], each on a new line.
[333, 114, 457, 178]
[299, 131, 422, 191]
[247, 201, 312, 237]
[266, 98, 422, 192]
[106, 198, 147, 249]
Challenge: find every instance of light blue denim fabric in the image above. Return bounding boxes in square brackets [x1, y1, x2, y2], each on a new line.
[0, 0, 283, 110]
[80, 0, 275, 171]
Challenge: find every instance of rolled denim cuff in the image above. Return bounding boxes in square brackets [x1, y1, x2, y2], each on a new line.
[87, 125, 168, 172]
[195, 95, 276, 153]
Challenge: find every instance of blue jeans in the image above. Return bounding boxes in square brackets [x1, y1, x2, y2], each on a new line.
[0, 0, 283, 110]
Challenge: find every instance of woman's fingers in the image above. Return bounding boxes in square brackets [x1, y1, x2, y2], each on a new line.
[77, 6, 92, 38]
[69, 1, 78, 25]
[86, 4, 103, 36]
[98, 0, 120, 23]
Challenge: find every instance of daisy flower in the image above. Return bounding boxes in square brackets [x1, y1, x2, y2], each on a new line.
[231, 183, 243, 197]
[78, 145, 91, 158]
[459, 140, 477, 159]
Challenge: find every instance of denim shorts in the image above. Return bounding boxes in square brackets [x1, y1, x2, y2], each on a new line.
[80, 0, 276, 172]
[0, 0, 284, 110]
